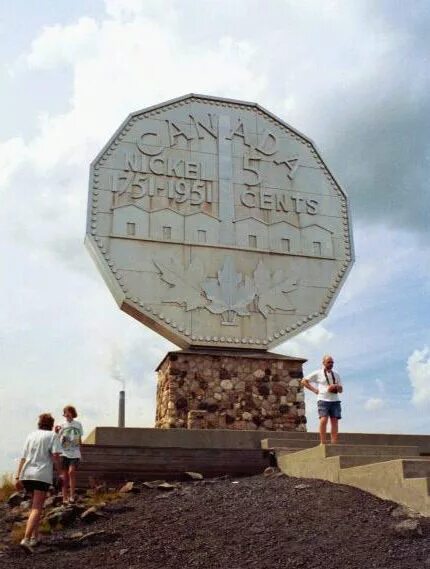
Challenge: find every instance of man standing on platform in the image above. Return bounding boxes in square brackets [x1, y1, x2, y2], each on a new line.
[301, 355, 343, 445]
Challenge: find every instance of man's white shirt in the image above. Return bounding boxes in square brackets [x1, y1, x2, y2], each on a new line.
[305, 368, 342, 402]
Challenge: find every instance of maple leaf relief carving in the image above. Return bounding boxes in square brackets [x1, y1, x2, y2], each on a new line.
[153, 257, 206, 311]
[154, 256, 296, 325]
[202, 257, 256, 324]
[253, 260, 297, 318]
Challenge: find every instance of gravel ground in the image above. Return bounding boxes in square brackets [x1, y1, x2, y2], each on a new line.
[1, 474, 429, 569]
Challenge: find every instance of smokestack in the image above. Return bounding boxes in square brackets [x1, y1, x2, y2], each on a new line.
[118, 389, 125, 428]
[111, 350, 126, 428]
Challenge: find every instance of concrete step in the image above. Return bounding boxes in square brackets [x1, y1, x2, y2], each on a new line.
[262, 441, 422, 458]
[277, 450, 420, 485]
[322, 444, 421, 458]
[402, 459, 430, 479]
[328, 433, 429, 450]
[261, 438, 319, 450]
[277, 433, 427, 445]
[339, 459, 430, 516]
[276, 444, 430, 516]
[336, 455, 422, 469]
[263, 434, 425, 444]
[404, 477, 430, 497]
[262, 436, 428, 453]
[278, 444, 421, 462]
[275, 445, 422, 483]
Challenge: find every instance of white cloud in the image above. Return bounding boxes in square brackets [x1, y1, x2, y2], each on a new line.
[7, 11, 266, 175]
[275, 324, 334, 361]
[407, 347, 430, 407]
[301, 324, 334, 346]
[27, 17, 99, 70]
[364, 398, 385, 412]
[105, 0, 166, 20]
[335, 225, 426, 310]
[0, 137, 27, 188]
[0, 7, 267, 274]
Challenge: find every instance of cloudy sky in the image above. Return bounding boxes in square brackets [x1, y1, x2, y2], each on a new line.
[1, 0, 429, 475]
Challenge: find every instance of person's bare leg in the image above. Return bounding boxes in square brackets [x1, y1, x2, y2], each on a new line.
[69, 465, 77, 501]
[330, 417, 339, 444]
[319, 416, 328, 444]
[24, 491, 46, 539]
[61, 469, 69, 503]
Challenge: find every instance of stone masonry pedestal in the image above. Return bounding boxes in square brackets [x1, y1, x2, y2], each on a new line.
[155, 350, 307, 431]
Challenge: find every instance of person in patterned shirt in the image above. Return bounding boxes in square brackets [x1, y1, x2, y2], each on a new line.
[57, 405, 84, 505]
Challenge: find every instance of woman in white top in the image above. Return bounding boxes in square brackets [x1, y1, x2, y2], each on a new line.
[15, 413, 61, 549]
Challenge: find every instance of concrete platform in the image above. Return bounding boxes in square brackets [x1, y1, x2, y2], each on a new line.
[80, 428, 430, 509]
[85, 427, 310, 449]
[77, 444, 270, 487]
[80, 427, 288, 486]
[86, 427, 430, 452]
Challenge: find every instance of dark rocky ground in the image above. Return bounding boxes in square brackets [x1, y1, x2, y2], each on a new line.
[1, 473, 429, 569]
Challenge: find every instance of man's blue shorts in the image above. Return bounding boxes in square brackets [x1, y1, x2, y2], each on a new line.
[317, 400, 342, 419]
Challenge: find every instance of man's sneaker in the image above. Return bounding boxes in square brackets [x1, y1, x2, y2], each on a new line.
[29, 537, 40, 547]
[68, 497, 75, 504]
[19, 538, 33, 552]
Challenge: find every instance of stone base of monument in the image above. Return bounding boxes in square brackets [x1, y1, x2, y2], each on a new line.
[154, 349, 307, 431]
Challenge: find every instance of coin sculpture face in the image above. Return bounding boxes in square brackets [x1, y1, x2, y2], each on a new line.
[86, 94, 353, 350]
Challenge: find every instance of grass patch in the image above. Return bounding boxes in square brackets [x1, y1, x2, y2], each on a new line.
[85, 490, 122, 507]
[39, 519, 53, 535]
[10, 523, 26, 544]
[10, 521, 54, 543]
[0, 473, 15, 503]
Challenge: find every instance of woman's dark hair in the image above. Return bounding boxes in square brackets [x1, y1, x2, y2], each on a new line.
[38, 413, 55, 431]
[63, 405, 78, 418]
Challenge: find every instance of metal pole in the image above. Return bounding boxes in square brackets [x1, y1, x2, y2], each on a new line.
[118, 389, 125, 427]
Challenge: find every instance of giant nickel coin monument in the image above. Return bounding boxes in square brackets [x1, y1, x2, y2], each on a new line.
[86, 94, 353, 431]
